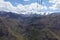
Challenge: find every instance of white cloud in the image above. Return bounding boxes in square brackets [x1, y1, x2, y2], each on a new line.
[49, 0, 60, 10]
[49, 0, 60, 3]
[0, 0, 48, 14]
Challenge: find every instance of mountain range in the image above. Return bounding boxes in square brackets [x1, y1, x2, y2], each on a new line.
[0, 11, 60, 40]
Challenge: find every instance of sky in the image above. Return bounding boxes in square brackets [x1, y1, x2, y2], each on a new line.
[0, 0, 60, 14]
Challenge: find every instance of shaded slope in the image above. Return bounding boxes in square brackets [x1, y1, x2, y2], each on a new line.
[41, 28, 60, 40]
[0, 17, 25, 40]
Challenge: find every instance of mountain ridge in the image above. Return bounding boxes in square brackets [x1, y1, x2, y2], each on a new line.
[0, 11, 60, 40]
